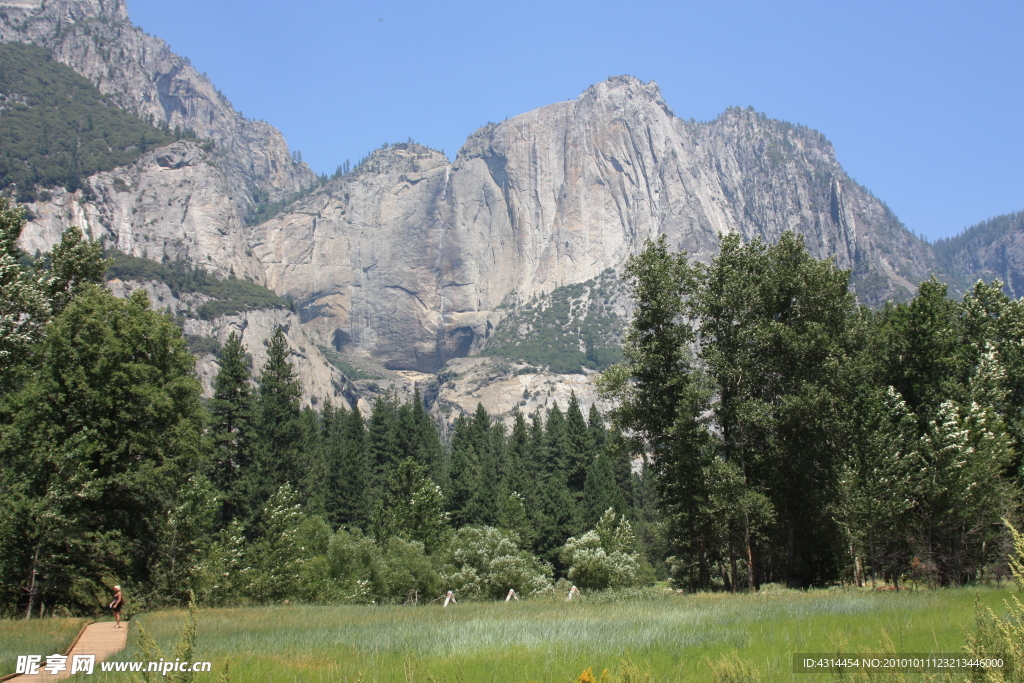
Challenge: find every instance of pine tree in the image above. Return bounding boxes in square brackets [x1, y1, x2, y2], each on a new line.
[503, 409, 533, 503]
[497, 491, 535, 547]
[407, 388, 444, 483]
[582, 450, 627, 528]
[587, 403, 606, 453]
[367, 392, 402, 496]
[535, 468, 581, 568]
[246, 326, 302, 520]
[604, 427, 635, 511]
[564, 392, 595, 495]
[544, 402, 568, 476]
[297, 406, 326, 517]
[466, 404, 499, 525]
[209, 331, 252, 526]
[524, 410, 551, 544]
[323, 402, 370, 529]
[447, 414, 478, 527]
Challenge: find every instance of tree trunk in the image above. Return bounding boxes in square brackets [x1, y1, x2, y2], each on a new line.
[852, 542, 863, 587]
[730, 543, 739, 593]
[23, 548, 39, 620]
[869, 531, 877, 588]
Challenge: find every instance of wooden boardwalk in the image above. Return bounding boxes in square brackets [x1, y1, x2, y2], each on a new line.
[7, 621, 128, 681]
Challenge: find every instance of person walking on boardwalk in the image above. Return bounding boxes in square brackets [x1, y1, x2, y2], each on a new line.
[109, 585, 124, 628]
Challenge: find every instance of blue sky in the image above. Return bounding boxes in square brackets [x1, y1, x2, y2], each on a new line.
[126, 0, 1021, 241]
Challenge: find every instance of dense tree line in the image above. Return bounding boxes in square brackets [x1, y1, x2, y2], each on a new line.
[206, 332, 645, 576]
[3, 195, 1020, 614]
[602, 233, 1023, 590]
[1, 197, 648, 615]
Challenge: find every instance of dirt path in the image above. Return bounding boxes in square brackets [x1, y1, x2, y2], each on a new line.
[8, 621, 128, 681]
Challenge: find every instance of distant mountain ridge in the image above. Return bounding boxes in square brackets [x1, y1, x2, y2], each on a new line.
[253, 77, 939, 373]
[1, 0, 1021, 414]
[932, 211, 1024, 298]
[0, 0, 316, 204]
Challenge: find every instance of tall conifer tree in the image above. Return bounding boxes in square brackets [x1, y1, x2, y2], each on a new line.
[209, 331, 252, 525]
[246, 326, 303, 519]
[503, 408, 533, 502]
[367, 393, 402, 496]
[588, 403, 606, 453]
[323, 402, 370, 529]
[564, 392, 594, 495]
[544, 402, 568, 476]
[467, 403, 499, 526]
[447, 414, 478, 527]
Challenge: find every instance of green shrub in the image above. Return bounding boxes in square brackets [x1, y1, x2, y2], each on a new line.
[370, 538, 441, 604]
[325, 531, 441, 604]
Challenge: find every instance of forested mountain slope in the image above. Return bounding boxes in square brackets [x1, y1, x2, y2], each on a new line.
[932, 211, 1024, 298]
[0, 0, 315, 204]
[0, 42, 175, 201]
[1, 0, 316, 281]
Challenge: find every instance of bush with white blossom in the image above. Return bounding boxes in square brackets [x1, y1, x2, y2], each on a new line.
[559, 509, 640, 591]
[443, 526, 552, 599]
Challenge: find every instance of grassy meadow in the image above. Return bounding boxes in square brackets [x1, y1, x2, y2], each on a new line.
[0, 615, 87, 676]
[4, 585, 1001, 682]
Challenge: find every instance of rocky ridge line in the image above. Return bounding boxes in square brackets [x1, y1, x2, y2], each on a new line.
[255, 76, 937, 376]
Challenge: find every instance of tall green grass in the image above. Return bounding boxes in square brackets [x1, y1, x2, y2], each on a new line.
[53, 588, 1019, 682]
[0, 616, 88, 676]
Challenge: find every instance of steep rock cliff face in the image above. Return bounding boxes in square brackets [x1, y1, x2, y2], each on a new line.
[0, 0, 993, 403]
[0, 0, 316, 207]
[259, 76, 934, 373]
[22, 141, 267, 281]
[251, 142, 504, 373]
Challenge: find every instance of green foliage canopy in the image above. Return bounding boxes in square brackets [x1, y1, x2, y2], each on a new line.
[0, 285, 208, 612]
